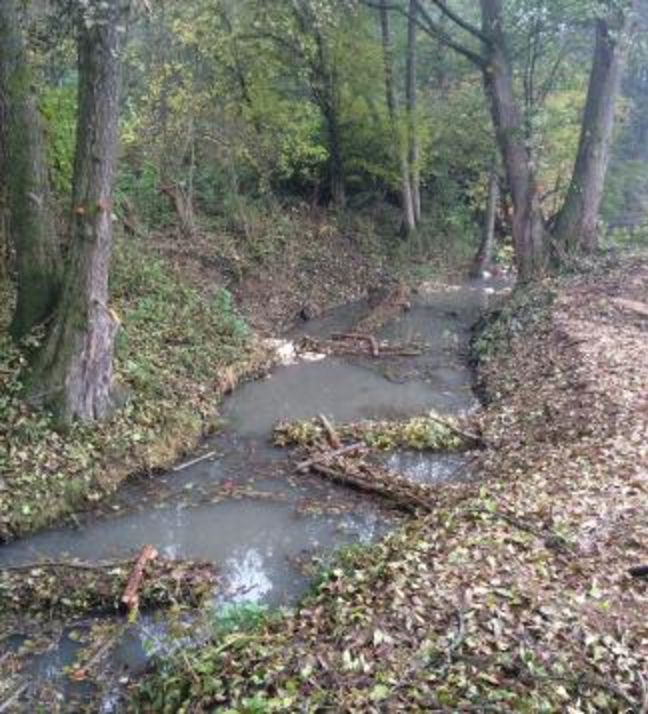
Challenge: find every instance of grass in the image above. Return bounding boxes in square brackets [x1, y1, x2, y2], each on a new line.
[0, 236, 262, 541]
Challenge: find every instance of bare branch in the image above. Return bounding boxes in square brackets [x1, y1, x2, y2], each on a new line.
[361, 0, 486, 66]
[426, 0, 491, 44]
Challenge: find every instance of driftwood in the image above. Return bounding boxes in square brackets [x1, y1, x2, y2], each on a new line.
[298, 334, 424, 359]
[318, 414, 342, 449]
[332, 332, 380, 357]
[173, 450, 218, 473]
[304, 453, 434, 513]
[121, 544, 158, 613]
[0, 679, 29, 714]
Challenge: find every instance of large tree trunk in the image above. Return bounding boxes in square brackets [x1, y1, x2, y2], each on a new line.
[551, 4, 636, 253]
[32, 0, 129, 422]
[480, 0, 547, 281]
[470, 165, 499, 278]
[0, 0, 61, 339]
[406, 0, 421, 224]
[379, 0, 416, 236]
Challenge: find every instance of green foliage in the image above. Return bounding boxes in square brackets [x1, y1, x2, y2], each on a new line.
[40, 84, 77, 196]
[0, 238, 256, 540]
[115, 162, 174, 229]
[212, 602, 270, 635]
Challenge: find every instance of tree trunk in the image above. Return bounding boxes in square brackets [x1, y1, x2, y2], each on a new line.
[380, 0, 416, 236]
[551, 5, 636, 253]
[32, 0, 129, 422]
[471, 165, 499, 278]
[480, 0, 546, 281]
[324, 101, 346, 208]
[406, 0, 421, 224]
[0, 0, 61, 339]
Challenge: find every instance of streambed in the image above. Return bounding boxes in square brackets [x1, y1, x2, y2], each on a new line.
[0, 279, 506, 712]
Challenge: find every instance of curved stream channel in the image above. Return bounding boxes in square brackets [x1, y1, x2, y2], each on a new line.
[0, 279, 506, 711]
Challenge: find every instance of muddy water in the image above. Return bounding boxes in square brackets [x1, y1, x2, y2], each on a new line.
[0, 279, 505, 711]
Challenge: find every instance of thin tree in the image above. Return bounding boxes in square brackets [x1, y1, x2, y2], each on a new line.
[0, 0, 62, 339]
[375, 0, 638, 279]
[32, 0, 130, 421]
[406, 0, 421, 223]
[470, 162, 499, 278]
[379, 0, 416, 235]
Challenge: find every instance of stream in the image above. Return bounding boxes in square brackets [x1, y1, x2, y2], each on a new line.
[0, 278, 506, 712]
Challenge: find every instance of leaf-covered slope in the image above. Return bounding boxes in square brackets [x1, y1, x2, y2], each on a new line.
[138, 254, 648, 712]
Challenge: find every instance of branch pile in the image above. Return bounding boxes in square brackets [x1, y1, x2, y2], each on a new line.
[297, 333, 424, 359]
[274, 414, 479, 452]
[0, 553, 217, 620]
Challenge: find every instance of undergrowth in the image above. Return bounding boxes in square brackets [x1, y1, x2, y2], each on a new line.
[0, 237, 257, 541]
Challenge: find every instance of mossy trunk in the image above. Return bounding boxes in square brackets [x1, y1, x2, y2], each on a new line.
[480, 0, 547, 281]
[551, 6, 636, 254]
[0, 0, 61, 339]
[32, 0, 129, 422]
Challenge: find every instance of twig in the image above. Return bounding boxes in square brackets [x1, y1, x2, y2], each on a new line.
[467, 507, 571, 552]
[173, 450, 218, 472]
[0, 558, 136, 574]
[0, 679, 29, 714]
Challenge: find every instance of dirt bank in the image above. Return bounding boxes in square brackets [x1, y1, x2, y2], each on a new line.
[137, 251, 648, 712]
[0, 215, 398, 542]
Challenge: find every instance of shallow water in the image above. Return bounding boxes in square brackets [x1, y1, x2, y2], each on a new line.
[0, 279, 506, 711]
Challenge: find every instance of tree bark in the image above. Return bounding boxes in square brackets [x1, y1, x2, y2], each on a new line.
[471, 165, 499, 278]
[0, 0, 61, 339]
[551, 4, 636, 253]
[480, 0, 547, 281]
[380, 0, 416, 236]
[32, 0, 129, 422]
[406, 0, 421, 224]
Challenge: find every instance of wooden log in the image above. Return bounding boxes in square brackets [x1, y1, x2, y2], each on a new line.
[308, 456, 434, 513]
[120, 544, 158, 613]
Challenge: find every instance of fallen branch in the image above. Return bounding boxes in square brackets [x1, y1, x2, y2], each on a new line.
[0, 557, 136, 573]
[121, 544, 159, 613]
[0, 679, 29, 714]
[467, 508, 571, 552]
[331, 332, 380, 357]
[318, 414, 342, 449]
[173, 450, 218, 473]
[306, 455, 434, 513]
